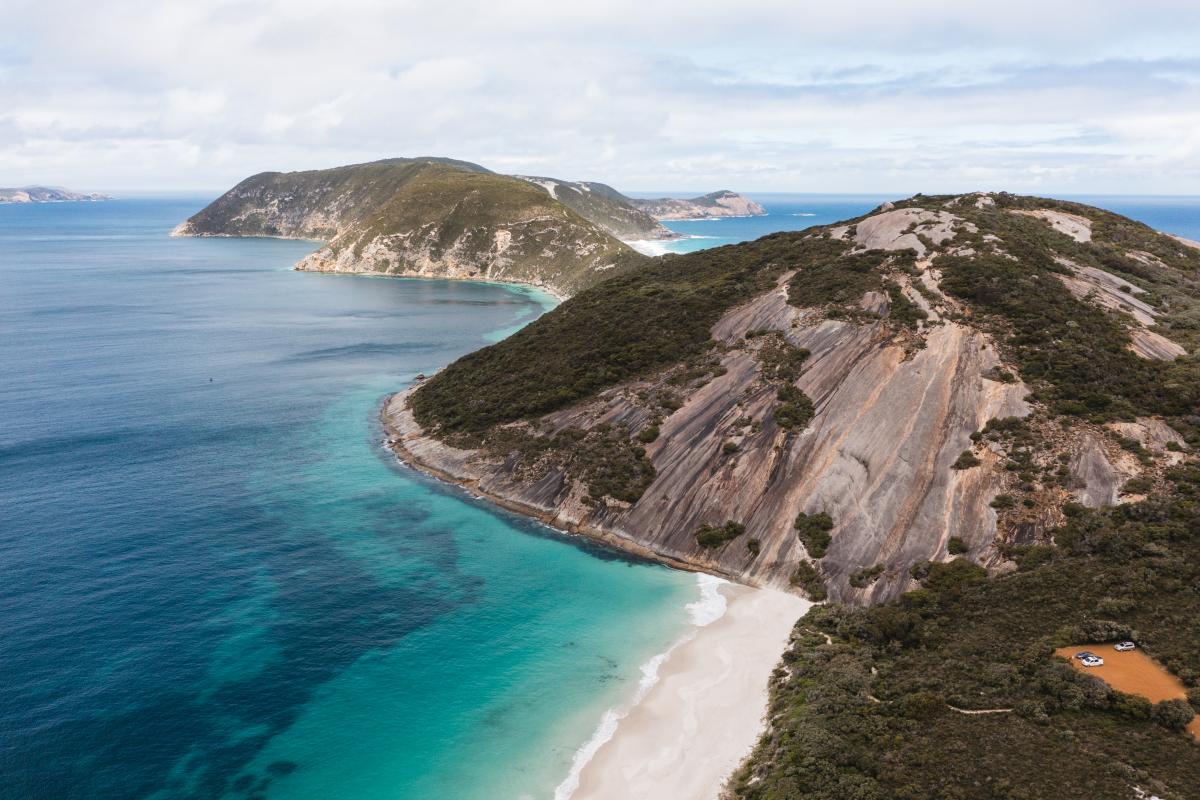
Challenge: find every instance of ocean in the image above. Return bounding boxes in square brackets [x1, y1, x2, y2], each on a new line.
[2, 193, 1198, 799]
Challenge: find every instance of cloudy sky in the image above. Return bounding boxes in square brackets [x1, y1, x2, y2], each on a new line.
[3, 0, 1200, 194]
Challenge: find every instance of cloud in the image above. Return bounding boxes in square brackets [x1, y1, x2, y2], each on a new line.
[1, 0, 1199, 193]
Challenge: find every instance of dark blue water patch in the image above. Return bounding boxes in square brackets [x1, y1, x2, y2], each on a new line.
[1, 512, 467, 799]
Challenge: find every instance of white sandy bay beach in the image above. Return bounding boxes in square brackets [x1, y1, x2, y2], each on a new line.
[563, 581, 812, 800]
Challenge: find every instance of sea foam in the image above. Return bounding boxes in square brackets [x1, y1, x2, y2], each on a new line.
[553, 573, 729, 799]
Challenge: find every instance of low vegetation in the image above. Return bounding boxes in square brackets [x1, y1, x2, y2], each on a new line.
[794, 512, 834, 558]
[411, 234, 839, 434]
[695, 520, 746, 548]
[731, 466, 1200, 800]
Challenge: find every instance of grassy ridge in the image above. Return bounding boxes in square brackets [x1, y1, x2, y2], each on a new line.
[183, 158, 489, 238]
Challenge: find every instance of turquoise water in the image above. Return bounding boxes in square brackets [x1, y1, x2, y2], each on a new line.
[4, 193, 1198, 800]
[0, 199, 697, 799]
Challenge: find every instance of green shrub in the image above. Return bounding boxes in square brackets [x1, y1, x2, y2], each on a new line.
[952, 450, 981, 470]
[795, 512, 835, 558]
[636, 424, 660, 443]
[991, 493, 1015, 509]
[947, 536, 968, 555]
[849, 564, 885, 588]
[1122, 476, 1153, 494]
[1151, 699, 1196, 731]
[775, 383, 815, 430]
[695, 520, 746, 548]
[790, 561, 827, 600]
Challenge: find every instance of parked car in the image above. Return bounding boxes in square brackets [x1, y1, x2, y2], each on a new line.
[1114, 641, 1136, 652]
[1073, 651, 1096, 660]
[1080, 655, 1105, 667]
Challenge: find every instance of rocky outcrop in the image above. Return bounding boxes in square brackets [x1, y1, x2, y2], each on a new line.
[391, 192, 1200, 606]
[630, 191, 767, 220]
[1055, 258, 1187, 360]
[386, 263, 1029, 603]
[0, 186, 111, 203]
[1012, 208, 1093, 242]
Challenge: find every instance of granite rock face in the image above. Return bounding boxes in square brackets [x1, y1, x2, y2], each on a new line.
[389, 194, 1197, 604]
[387, 267, 1029, 602]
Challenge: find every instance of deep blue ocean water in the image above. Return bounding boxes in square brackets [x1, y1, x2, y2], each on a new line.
[0, 199, 699, 800]
[2, 193, 1198, 800]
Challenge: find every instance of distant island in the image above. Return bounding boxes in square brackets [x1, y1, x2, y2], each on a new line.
[0, 186, 111, 203]
[174, 156, 764, 298]
[629, 190, 767, 220]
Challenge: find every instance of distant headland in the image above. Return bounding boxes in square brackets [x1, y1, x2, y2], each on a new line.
[0, 186, 112, 203]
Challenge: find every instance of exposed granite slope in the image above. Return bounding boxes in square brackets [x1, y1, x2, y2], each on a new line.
[393, 193, 1198, 604]
[384, 269, 1029, 602]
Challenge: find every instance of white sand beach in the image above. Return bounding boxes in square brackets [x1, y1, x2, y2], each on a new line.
[567, 582, 812, 800]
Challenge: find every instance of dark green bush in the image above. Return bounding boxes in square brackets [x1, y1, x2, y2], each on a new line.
[790, 561, 827, 600]
[795, 512, 835, 558]
[951, 450, 981, 470]
[695, 520, 746, 548]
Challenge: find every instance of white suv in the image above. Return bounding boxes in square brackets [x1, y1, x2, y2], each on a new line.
[1080, 655, 1105, 667]
[1114, 641, 1136, 652]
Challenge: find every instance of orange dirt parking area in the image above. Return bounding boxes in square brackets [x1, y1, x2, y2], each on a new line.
[1055, 644, 1199, 739]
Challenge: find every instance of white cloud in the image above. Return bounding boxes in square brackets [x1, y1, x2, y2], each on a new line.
[1, 0, 1199, 192]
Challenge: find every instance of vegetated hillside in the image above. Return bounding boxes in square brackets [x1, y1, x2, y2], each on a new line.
[629, 190, 767, 219]
[395, 192, 1200, 604]
[175, 158, 644, 296]
[0, 186, 111, 202]
[176, 157, 492, 238]
[729, 477, 1200, 800]
[515, 176, 676, 241]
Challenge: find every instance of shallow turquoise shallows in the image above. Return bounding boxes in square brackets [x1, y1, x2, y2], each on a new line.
[4, 194, 1197, 800]
[0, 199, 696, 800]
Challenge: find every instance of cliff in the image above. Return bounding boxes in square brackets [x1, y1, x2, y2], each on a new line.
[174, 158, 644, 297]
[396, 192, 1199, 604]
[0, 186, 111, 203]
[630, 190, 767, 220]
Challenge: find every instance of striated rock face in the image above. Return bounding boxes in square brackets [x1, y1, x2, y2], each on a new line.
[174, 158, 642, 297]
[386, 268, 1029, 603]
[630, 191, 767, 220]
[393, 192, 1199, 605]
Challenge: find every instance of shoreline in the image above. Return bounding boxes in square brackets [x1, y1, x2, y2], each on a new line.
[295, 264, 572, 303]
[378, 390, 746, 582]
[564, 581, 811, 800]
[379, 390, 810, 798]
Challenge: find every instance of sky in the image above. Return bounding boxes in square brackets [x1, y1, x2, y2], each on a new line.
[3, 0, 1200, 194]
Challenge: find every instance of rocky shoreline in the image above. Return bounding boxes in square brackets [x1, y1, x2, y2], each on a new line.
[379, 388, 742, 583]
